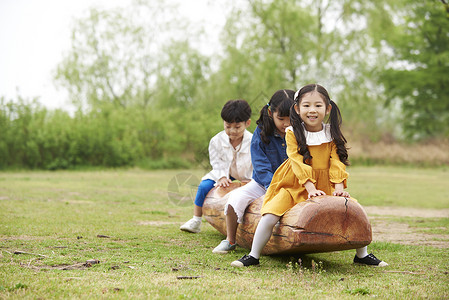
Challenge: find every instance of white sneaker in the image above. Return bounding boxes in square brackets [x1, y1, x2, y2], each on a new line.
[212, 240, 236, 254]
[180, 218, 201, 233]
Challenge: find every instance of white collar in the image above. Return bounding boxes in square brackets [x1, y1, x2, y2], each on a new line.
[219, 130, 251, 152]
[286, 124, 332, 146]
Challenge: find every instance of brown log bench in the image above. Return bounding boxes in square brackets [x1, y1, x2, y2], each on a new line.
[202, 182, 372, 255]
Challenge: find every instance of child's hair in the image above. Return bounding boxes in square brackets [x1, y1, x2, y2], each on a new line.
[290, 84, 349, 165]
[256, 89, 295, 144]
[221, 99, 252, 123]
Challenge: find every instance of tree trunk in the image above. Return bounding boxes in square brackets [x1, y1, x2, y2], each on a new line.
[202, 182, 372, 255]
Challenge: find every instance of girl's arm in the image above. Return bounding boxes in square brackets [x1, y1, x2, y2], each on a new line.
[333, 182, 350, 197]
[329, 142, 350, 197]
[304, 180, 326, 198]
[250, 132, 274, 189]
[329, 142, 349, 188]
[285, 129, 315, 186]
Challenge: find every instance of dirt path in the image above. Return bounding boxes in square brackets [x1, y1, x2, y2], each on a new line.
[364, 206, 449, 218]
[365, 206, 449, 248]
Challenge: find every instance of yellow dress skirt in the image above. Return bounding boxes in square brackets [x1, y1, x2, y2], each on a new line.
[260, 129, 349, 216]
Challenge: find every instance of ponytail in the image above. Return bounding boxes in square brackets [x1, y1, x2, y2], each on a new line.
[256, 89, 295, 144]
[257, 104, 275, 144]
[328, 100, 349, 165]
[290, 104, 312, 164]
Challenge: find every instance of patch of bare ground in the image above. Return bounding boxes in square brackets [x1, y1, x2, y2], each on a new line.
[365, 206, 449, 248]
[20, 259, 101, 271]
[365, 206, 449, 218]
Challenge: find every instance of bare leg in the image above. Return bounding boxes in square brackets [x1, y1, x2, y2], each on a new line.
[194, 205, 202, 217]
[225, 205, 238, 244]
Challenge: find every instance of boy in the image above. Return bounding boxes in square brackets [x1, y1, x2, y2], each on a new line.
[180, 99, 253, 233]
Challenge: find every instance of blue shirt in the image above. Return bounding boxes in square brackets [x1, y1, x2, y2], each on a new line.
[251, 126, 288, 189]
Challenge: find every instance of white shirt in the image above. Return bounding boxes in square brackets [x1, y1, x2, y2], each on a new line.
[202, 130, 253, 182]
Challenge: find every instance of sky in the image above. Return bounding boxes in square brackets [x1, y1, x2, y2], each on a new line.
[0, 0, 226, 111]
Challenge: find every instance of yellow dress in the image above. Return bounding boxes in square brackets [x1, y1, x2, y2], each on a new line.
[260, 126, 348, 216]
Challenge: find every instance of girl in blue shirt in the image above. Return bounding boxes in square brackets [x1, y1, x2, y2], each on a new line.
[213, 89, 295, 253]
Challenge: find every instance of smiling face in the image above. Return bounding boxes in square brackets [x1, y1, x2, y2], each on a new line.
[294, 91, 331, 132]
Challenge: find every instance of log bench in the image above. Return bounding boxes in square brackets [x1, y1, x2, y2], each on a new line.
[202, 182, 372, 255]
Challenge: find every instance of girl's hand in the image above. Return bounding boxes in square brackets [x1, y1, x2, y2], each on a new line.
[308, 189, 326, 199]
[333, 190, 350, 197]
[304, 180, 326, 199]
[216, 177, 232, 187]
[333, 182, 350, 197]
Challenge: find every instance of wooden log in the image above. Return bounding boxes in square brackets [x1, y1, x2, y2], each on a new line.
[202, 182, 372, 255]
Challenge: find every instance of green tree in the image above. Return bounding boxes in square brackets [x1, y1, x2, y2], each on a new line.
[212, 0, 396, 140]
[54, 0, 191, 110]
[154, 40, 210, 109]
[379, 0, 449, 139]
[53, 0, 214, 164]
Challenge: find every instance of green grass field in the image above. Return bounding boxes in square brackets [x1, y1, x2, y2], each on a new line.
[0, 167, 448, 299]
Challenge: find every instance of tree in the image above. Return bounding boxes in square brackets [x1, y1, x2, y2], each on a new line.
[213, 0, 397, 140]
[154, 40, 210, 109]
[54, 0, 193, 110]
[379, 0, 449, 139]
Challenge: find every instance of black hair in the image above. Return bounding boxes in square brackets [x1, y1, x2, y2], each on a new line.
[290, 84, 349, 165]
[256, 89, 295, 144]
[221, 99, 252, 123]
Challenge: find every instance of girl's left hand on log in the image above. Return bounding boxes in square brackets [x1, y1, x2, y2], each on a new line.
[333, 190, 350, 197]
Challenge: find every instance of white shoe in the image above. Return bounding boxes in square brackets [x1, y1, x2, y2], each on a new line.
[212, 240, 236, 254]
[180, 218, 201, 233]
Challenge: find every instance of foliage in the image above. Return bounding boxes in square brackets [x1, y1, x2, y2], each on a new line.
[217, 0, 449, 140]
[378, 0, 449, 139]
[0, 97, 226, 169]
[218, 0, 396, 141]
[2, 0, 449, 169]
[54, 0, 199, 110]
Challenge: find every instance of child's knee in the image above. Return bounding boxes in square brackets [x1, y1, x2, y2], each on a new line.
[261, 213, 281, 227]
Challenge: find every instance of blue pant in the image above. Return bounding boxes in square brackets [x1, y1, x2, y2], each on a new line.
[194, 177, 236, 207]
[194, 179, 215, 207]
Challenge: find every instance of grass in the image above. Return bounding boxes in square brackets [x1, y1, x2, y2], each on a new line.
[348, 165, 449, 208]
[389, 217, 449, 235]
[0, 167, 448, 299]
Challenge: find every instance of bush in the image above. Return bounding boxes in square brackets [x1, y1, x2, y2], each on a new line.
[0, 99, 218, 169]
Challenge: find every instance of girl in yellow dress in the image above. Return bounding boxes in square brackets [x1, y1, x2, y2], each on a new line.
[231, 83, 388, 267]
